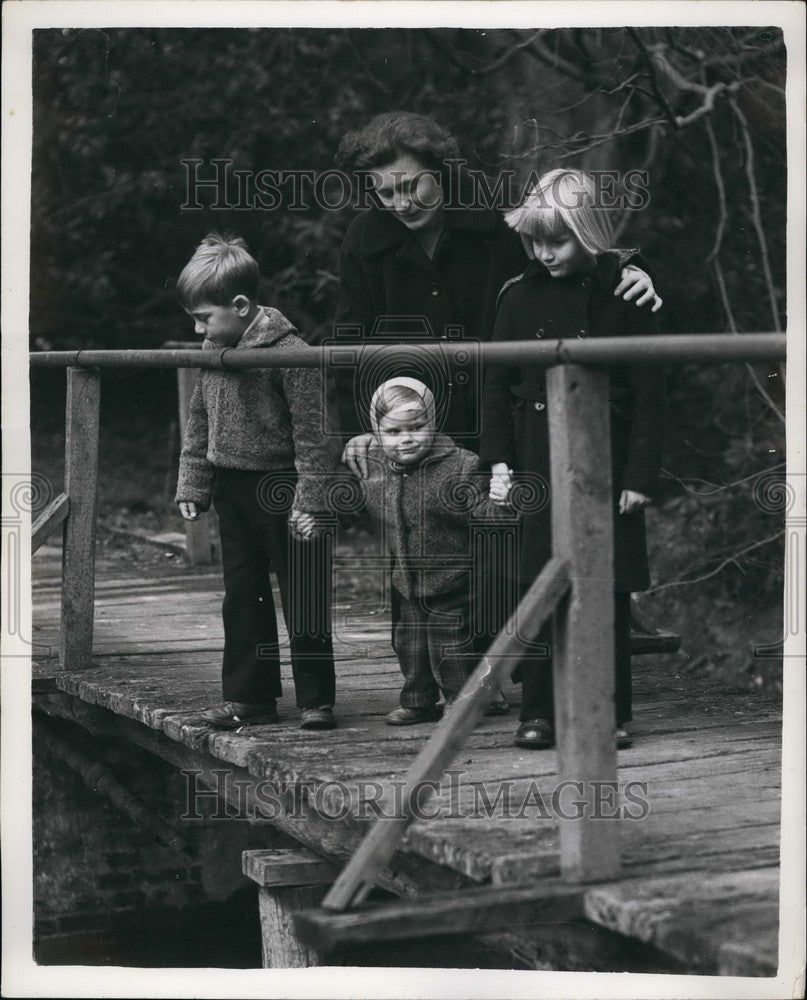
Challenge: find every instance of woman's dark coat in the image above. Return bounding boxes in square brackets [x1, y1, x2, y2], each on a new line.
[479, 253, 666, 592]
[333, 198, 527, 447]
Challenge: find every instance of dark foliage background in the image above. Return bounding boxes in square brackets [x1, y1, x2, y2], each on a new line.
[30, 26, 789, 688]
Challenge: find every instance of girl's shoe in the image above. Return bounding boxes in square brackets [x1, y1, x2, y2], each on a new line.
[300, 706, 337, 730]
[202, 700, 279, 728]
[615, 726, 633, 749]
[514, 718, 555, 749]
[385, 706, 442, 726]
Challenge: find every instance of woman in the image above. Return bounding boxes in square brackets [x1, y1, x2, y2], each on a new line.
[333, 111, 660, 467]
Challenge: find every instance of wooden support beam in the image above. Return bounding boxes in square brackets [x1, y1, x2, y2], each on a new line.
[547, 364, 620, 883]
[296, 878, 586, 953]
[31, 493, 69, 553]
[322, 557, 571, 912]
[243, 848, 339, 887]
[60, 368, 101, 671]
[176, 366, 214, 564]
[243, 848, 339, 968]
[34, 715, 193, 858]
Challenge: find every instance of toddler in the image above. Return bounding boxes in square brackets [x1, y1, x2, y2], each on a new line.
[328, 377, 511, 724]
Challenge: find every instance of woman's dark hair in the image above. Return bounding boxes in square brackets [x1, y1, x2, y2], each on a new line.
[336, 111, 461, 181]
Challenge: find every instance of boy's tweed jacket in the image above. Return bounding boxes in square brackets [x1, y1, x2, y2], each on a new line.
[176, 306, 338, 512]
[356, 434, 515, 599]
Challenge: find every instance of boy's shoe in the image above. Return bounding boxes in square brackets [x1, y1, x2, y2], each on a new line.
[202, 700, 279, 728]
[514, 718, 555, 749]
[615, 726, 633, 749]
[300, 706, 337, 731]
[385, 706, 442, 726]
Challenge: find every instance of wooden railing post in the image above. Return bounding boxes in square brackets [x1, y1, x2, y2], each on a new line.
[177, 366, 214, 564]
[60, 367, 101, 671]
[547, 364, 620, 883]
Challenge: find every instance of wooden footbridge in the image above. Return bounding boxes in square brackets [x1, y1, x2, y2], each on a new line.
[28, 334, 790, 976]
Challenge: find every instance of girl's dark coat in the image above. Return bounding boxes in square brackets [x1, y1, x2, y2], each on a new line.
[479, 254, 667, 592]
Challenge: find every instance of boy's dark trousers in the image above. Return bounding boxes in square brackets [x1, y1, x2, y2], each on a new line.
[212, 468, 336, 709]
[518, 590, 632, 726]
[391, 585, 476, 708]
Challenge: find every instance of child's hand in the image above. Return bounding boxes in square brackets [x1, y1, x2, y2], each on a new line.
[289, 508, 317, 540]
[179, 501, 200, 521]
[615, 266, 663, 313]
[342, 433, 375, 479]
[619, 489, 651, 514]
[490, 463, 514, 505]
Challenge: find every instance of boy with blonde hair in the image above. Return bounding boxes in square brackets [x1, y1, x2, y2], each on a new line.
[176, 233, 339, 730]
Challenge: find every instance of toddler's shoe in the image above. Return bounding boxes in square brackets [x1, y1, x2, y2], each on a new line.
[484, 693, 510, 716]
[514, 718, 555, 749]
[300, 706, 337, 731]
[202, 700, 279, 728]
[385, 705, 442, 726]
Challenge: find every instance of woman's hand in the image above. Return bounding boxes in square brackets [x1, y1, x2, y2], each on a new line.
[342, 433, 375, 478]
[619, 489, 651, 514]
[615, 266, 662, 313]
[490, 463, 514, 505]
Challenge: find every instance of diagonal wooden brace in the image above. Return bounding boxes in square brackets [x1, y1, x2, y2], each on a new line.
[31, 493, 69, 554]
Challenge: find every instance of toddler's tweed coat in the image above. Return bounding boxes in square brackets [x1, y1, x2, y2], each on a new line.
[356, 434, 515, 599]
[176, 306, 338, 512]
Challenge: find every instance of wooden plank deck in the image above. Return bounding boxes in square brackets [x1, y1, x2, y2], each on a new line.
[31, 544, 783, 975]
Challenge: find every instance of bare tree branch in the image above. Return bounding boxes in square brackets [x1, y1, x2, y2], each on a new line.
[628, 28, 679, 129]
[703, 115, 785, 424]
[729, 96, 783, 333]
[647, 529, 785, 594]
[703, 116, 728, 265]
[425, 29, 548, 78]
[525, 35, 587, 83]
[659, 461, 786, 496]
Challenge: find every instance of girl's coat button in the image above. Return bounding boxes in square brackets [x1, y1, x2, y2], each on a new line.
[534, 402, 546, 411]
